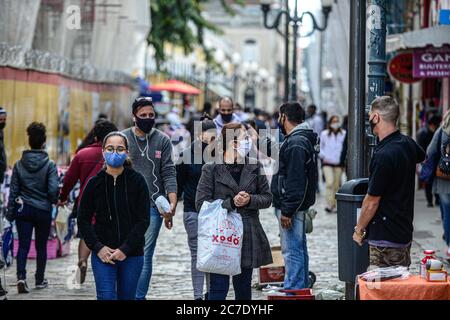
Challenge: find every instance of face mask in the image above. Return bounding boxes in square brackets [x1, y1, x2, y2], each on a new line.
[278, 116, 287, 136]
[135, 116, 155, 134]
[0, 123, 5, 130]
[330, 123, 340, 131]
[369, 115, 379, 133]
[104, 152, 127, 168]
[220, 113, 233, 123]
[234, 139, 253, 157]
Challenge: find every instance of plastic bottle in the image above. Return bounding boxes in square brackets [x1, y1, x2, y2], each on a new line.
[421, 250, 436, 279]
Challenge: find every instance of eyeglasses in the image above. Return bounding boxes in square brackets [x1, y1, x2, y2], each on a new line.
[104, 146, 127, 154]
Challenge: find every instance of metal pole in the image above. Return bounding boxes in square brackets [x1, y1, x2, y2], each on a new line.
[348, 0, 366, 181]
[284, 0, 290, 102]
[291, 0, 299, 102]
[345, 0, 366, 300]
[366, 0, 387, 168]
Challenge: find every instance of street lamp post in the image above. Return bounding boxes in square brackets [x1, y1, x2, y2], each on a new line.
[366, 0, 387, 167]
[260, 0, 333, 102]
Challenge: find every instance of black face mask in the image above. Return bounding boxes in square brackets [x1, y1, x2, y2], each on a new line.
[369, 115, 378, 133]
[135, 116, 155, 134]
[220, 113, 233, 123]
[0, 123, 5, 130]
[278, 116, 287, 136]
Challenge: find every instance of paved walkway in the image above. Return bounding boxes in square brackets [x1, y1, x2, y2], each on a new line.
[2, 190, 448, 300]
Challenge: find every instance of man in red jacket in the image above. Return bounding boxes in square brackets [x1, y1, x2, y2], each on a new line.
[58, 120, 117, 284]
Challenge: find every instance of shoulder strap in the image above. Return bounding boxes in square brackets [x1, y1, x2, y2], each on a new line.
[297, 135, 314, 165]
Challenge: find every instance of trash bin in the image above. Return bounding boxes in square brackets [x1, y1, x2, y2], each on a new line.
[335, 178, 369, 299]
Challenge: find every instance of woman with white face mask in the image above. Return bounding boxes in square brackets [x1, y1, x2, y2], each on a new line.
[195, 123, 273, 300]
[319, 115, 346, 213]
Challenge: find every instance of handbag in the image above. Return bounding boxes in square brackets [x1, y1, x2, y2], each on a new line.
[420, 130, 442, 183]
[436, 130, 450, 180]
[305, 208, 317, 234]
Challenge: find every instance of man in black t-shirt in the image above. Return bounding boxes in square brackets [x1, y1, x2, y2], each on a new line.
[353, 96, 425, 268]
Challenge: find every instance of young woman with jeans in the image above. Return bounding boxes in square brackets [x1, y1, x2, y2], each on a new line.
[78, 132, 150, 300]
[6, 122, 59, 293]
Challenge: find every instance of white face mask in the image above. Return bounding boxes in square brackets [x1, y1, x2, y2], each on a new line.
[330, 123, 340, 131]
[234, 139, 253, 157]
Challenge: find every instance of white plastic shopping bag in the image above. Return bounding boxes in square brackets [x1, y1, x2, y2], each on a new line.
[197, 199, 243, 276]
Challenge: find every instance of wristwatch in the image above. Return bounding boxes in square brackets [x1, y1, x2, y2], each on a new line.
[354, 226, 366, 238]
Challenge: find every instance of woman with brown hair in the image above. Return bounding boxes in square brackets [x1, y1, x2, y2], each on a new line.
[196, 122, 273, 300]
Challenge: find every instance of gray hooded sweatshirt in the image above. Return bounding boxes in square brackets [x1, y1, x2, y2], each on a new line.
[123, 127, 177, 206]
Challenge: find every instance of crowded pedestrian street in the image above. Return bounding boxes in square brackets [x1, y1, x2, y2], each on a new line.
[3, 190, 447, 300]
[1, 0, 450, 307]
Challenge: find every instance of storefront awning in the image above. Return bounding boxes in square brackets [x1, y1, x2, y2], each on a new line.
[387, 25, 450, 53]
[150, 79, 201, 95]
[208, 83, 232, 97]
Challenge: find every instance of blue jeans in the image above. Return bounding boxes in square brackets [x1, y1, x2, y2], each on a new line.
[439, 193, 450, 246]
[91, 254, 143, 300]
[183, 211, 205, 300]
[208, 268, 253, 300]
[15, 204, 52, 283]
[135, 207, 163, 300]
[275, 209, 309, 290]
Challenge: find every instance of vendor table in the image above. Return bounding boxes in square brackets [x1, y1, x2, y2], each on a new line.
[357, 275, 450, 300]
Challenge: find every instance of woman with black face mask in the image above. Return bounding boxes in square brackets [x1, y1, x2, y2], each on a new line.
[176, 118, 216, 300]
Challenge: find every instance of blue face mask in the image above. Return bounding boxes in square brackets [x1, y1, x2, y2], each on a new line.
[104, 152, 127, 168]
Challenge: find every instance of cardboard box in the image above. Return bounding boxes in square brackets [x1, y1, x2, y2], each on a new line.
[258, 246, 285, 285]
[426, 270, 448, 282]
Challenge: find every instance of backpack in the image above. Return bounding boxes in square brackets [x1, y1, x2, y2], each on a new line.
[296, 135, 319, 211]
[436, 130, 450, 178]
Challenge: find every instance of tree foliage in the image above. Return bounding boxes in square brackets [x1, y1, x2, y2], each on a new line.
[148, 0, 244, 69]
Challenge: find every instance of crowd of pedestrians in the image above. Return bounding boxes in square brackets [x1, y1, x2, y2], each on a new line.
[1, 94, 448, 301]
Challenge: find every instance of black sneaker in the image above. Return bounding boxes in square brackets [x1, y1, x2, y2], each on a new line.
[36, 279, 48, 290]
[17, 280, 30, 294]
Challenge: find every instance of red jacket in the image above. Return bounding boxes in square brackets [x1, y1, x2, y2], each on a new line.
[59, 143, 104, 205]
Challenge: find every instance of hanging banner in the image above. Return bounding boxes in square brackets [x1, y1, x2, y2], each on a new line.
[413, 46, 450, 78]
[388, 52, 421, 84]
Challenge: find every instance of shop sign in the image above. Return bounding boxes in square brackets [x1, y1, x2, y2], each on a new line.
[413, 46, 450, 78]
[388, 52, 420, 84]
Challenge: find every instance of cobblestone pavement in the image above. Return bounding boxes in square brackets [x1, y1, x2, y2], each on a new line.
[2, 191, 442, 300]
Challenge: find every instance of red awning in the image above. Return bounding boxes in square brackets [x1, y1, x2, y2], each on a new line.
[149, 79, 201, 95]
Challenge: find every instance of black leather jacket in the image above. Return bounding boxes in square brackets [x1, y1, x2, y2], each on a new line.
[272, 123, 319, 217]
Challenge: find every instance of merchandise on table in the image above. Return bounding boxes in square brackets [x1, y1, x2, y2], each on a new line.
[425, 259, 448, 282]
[420, 249, 436, 279]
[359, 266, 410, 282]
